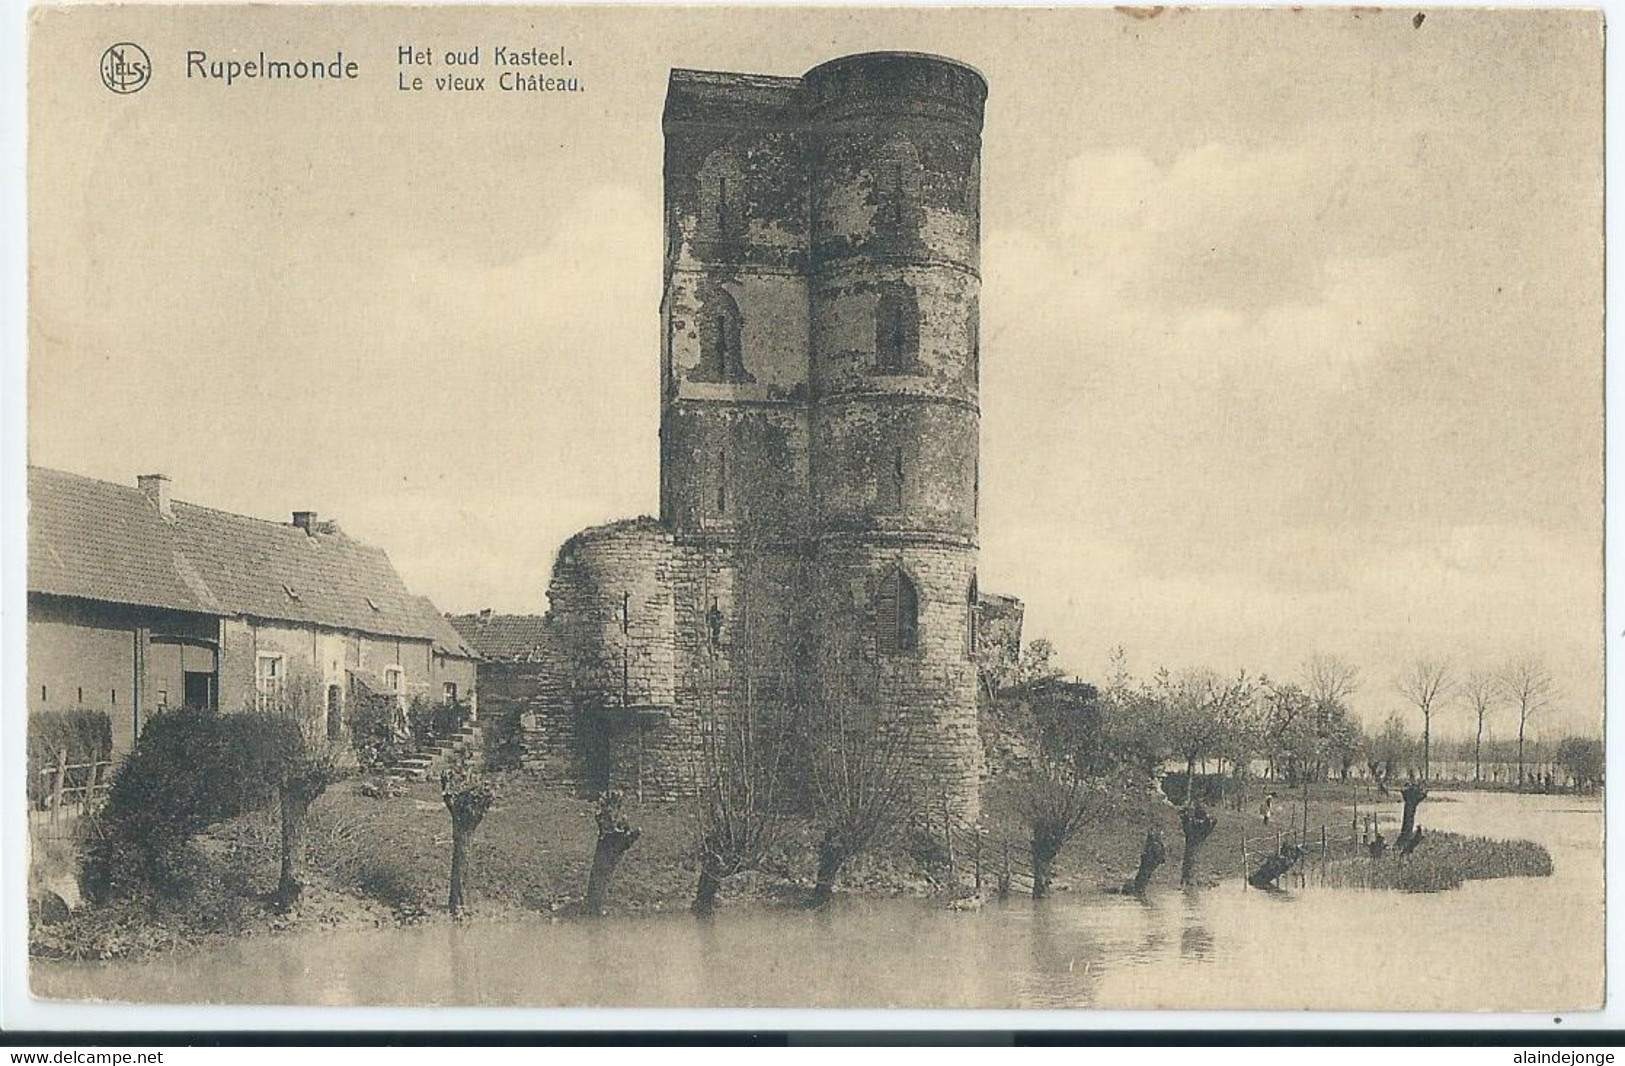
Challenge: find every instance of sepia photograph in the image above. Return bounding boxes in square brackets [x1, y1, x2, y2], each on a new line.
[16, 4, 1606, 1017]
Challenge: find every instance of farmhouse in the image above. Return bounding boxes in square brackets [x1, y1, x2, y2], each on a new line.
[27, 466, 477, 756]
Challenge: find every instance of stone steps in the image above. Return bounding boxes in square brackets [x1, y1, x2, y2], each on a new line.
[382, 721, 486, 782]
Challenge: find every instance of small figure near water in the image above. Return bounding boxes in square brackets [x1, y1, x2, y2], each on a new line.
[1367, 830, 1387, 859]
[1247, 842, 1304, 890]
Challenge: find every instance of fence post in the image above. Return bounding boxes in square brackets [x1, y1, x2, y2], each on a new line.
[972, 828, 983, 895]
[1241, 833, 1248, 891]
[50, 748, 68, 822]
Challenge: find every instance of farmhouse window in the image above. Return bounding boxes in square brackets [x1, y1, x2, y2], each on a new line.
[255, 654, 284, 710]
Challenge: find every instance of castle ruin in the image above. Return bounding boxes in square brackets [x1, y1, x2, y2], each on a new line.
[510, 52, 996, 818]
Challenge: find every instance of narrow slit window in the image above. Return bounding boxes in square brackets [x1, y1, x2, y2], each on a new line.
[875, 283, 918, 373]
[966, 576, 979, 658]
[716, 448, 728, 514]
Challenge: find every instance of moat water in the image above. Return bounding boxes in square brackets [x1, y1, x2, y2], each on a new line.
[32, 791, 1602, 1011]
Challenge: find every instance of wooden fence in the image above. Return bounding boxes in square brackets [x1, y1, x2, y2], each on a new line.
[916, 796, 1394, 898]
[29, 750, 114, 847]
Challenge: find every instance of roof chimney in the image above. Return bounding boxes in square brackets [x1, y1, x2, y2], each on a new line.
[292, 511, 318, 535]
[137, 474, 172, 520]
[478, 608, 492, 625]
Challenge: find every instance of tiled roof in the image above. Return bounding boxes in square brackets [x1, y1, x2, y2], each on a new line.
[29, 466, 446, 643]
[446, 612, 549, 661]
[412, 596, 480, 660]
[28, 467, 202, 614]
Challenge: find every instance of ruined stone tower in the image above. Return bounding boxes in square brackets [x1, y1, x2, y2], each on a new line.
[520, 52, 989, 817]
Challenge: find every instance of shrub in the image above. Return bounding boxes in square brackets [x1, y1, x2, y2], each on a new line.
[348, 686, 404, 771]
[410, 696, 470, 746]
[82, 708, 278, 901]
[28, 709, 113, 808]
[1160, 771, 1224, 808]
[482, 707, 525, 771]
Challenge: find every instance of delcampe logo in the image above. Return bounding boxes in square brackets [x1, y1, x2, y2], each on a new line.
[100, 42, 150, 94]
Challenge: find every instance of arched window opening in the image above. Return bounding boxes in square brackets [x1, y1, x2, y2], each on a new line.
[876, 568, 921, 655]
[875, 283, 918, 373]
[697, 288, 749, 383]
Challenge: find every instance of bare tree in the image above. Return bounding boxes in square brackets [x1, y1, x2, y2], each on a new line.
[441, 767, 495, 918]
[1395, 658, 1454, 780]
[689, 541, 790, 916]
[1459, 671, 1500, 784]
[1302, 653, 1360, 710]
[691, 710, 784, 916]
[1015, 680, 1138, 898]
[242, 675, 343, 912]
[805, 643, 919, 908]
[1499, 655, 1557, 786]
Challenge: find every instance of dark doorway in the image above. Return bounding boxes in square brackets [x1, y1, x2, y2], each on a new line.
[183, 671, 214, 710]
[327, 684, 344, 740]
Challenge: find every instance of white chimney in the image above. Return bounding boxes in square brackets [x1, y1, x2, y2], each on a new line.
[137, 474, 172, 520]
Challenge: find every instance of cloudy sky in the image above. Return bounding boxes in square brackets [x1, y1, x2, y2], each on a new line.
[29, 7, 1602, 737]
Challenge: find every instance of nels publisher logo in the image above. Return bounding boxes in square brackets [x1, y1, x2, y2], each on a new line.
[100, 42, 151, 94]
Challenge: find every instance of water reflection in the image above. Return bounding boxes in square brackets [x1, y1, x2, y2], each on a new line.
[32, 792, 1602, 1011]
[1178, 890, 1213, 962]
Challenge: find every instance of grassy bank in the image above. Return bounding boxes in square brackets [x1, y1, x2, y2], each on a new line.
[29, 774, 1553, 961]
[1321, 833, 1553, 893]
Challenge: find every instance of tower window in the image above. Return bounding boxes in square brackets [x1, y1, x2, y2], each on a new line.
[716, 448, 729, 514]
[879, 445, 905, 513]
[969, 300, 980, 382]
[708, 598, 724, 650]
[884, 165, 906, 229]
[875, 568, 920, 655]
[697, 288, 749, 383]
[700, 149, 747, 244]
[716, 176, 746, 242]
[967, 576, 979, 659]
[874, 133, 921, 238]
[875, 283, 919, 373]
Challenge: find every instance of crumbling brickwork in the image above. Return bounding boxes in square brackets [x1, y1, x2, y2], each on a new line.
[521, 52, 993, 818]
